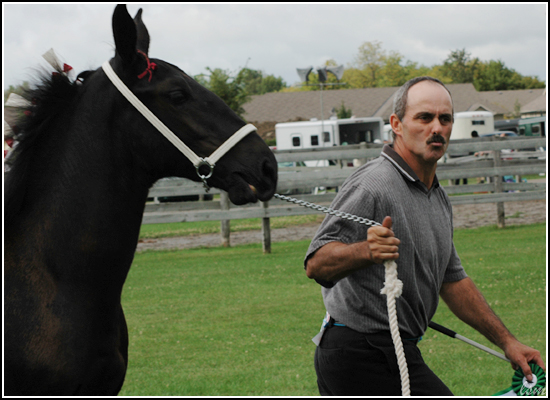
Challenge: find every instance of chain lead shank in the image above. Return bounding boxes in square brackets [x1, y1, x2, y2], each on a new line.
[273, 193, 381, 227]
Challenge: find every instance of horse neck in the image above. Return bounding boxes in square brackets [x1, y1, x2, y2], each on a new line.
[10, 104, 153, 286]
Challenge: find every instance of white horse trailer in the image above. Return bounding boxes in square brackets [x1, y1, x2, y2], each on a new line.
[275, 117, 385, 150]
[451, 111, 494, 140]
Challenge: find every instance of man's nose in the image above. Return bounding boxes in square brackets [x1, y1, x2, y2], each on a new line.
[431, 117, 448, 135]
[431, 121, 442, 135]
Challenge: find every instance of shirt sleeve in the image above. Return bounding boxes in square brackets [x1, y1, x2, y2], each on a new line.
[443, 242, 468, 283]
[304, 184, 377, 287]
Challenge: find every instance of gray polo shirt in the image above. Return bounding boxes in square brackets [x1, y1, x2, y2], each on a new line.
[305, 144, 467, 337]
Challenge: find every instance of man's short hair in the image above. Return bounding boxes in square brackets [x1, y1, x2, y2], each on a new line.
[391, 76, 454, 141]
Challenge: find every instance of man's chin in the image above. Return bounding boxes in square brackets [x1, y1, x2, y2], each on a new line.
[425, 149, 446, 164]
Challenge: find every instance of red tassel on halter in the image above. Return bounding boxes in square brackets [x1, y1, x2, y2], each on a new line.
[137, 50, 157, 82]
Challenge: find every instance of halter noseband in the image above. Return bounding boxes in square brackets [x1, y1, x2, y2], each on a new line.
[101, 59, 256, 191]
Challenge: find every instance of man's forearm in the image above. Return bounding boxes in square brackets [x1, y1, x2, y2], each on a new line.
[439, 277, 516, 349]
[305, 241, 373, 283]
[305, 217, 400, 285]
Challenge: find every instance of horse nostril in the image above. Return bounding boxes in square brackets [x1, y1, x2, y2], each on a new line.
[262, 159, 278, 184]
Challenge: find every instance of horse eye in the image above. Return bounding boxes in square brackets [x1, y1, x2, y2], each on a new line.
[167, 90, 188, 105]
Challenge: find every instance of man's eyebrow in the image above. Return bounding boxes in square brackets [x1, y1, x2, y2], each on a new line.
[413, 112, 434, 118]
[413, 111, 453, 119]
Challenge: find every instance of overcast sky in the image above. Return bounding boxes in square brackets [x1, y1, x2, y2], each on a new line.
[3, 3, 548, 91]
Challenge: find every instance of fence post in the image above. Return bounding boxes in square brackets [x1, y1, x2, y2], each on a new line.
[355, 141, 367, 166]
[493, 148, 505, 228]
[220, 191, 231, 247]
[261, 201, 271, 254]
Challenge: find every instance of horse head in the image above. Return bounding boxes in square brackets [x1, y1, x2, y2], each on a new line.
[108, 5, 277, 205]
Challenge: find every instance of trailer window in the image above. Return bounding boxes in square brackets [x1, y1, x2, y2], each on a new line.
[532, 125, 540, 134]
[472, 120, 485, 125]
[311, 135, 319, 146]
[323, 132, 331, 143]
[292, 136, 301, 147]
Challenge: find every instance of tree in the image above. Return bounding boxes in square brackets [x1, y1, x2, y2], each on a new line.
[404, 61, 431, 83]
[259, 74, 286, 94]
[336, 101, 352, 119]
[473, 60, 545, 91]
[439, 49, 545, 90]
[473, 60, 519, 91]
[518, 75, 546, 90]
[352, 40, 385, 87]
[197, 67, 287, 118]
[349, 41, 431, 88]
[340, 67, 366, 89]
[377, 51, 413, 87]
[512, 99, 522, 119]
[199, 67, 250, 119]
[236, 68, 286, 95]
[441, 48, 479, 84]
[235, 68, 263, 95]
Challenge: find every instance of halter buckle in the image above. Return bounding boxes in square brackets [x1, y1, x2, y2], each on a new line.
[195, 159, 215, 192]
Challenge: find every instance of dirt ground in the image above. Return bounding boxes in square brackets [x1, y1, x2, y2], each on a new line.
[137, 199, 546, 252]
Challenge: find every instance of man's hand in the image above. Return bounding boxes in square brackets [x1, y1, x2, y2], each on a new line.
[367, 216, 400, 264]
[440, 278, 546, 382]
[503, 339, 545, 382]
[305, 215, 399, 283]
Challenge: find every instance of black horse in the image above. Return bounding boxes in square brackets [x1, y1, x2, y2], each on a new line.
[4, 5, 277, 396]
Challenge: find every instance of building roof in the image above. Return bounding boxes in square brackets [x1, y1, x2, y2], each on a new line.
[478, 88, 546, 116]
[243, 83, 546, 124]
[243, 86, 398, 123]
[520, 89, 546, 114]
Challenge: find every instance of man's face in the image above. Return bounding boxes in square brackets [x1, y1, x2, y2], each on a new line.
[391, 81, 453, 165]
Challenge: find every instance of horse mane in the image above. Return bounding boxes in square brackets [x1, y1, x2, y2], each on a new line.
[5, 67, 96, 225]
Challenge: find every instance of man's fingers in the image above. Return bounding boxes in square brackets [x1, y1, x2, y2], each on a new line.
[519, 363, 534, 383]
[382, 216, 392, 230]
[369, 216, 399, 243]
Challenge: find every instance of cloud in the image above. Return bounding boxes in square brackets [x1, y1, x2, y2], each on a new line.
[3, 3, 546, 90]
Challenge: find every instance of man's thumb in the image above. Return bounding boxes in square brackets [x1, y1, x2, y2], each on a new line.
[382, 216, 393, 230]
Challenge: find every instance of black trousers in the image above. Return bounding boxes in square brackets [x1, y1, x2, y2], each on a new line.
[314, 324, 453, 396]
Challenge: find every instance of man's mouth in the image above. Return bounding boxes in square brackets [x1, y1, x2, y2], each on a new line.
[427, 135, 446, 146]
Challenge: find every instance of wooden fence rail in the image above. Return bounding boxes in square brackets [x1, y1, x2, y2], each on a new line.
[143, 136, 546, 249]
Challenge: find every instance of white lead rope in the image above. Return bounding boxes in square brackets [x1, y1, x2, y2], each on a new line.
[380, 260, 411, 396]
[101, 60, 256, 190]
[274, 193, 411, 396]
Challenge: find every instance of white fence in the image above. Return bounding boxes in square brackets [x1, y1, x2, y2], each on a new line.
[144, 136, 546, 250]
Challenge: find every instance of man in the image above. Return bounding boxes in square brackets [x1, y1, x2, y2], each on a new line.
[304, 76, 545, 396]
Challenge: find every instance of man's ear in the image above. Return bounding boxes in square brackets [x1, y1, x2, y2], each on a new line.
[390, 113, 402, 138]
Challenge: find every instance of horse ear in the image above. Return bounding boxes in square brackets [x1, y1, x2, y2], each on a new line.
[134, 8, 150, 55]
[112, 4, 137, 66]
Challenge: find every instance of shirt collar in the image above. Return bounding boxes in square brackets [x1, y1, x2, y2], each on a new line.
[380, 144, 440, 189]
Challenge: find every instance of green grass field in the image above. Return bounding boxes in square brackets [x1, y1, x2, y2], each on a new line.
[139, 214, 324, 239]
[120, 223, 546, 396]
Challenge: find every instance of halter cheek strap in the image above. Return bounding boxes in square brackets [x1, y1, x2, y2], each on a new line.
[101, 59, 256, 191]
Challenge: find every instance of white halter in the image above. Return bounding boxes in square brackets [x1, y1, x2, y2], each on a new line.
[101, 60, 256, 191]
